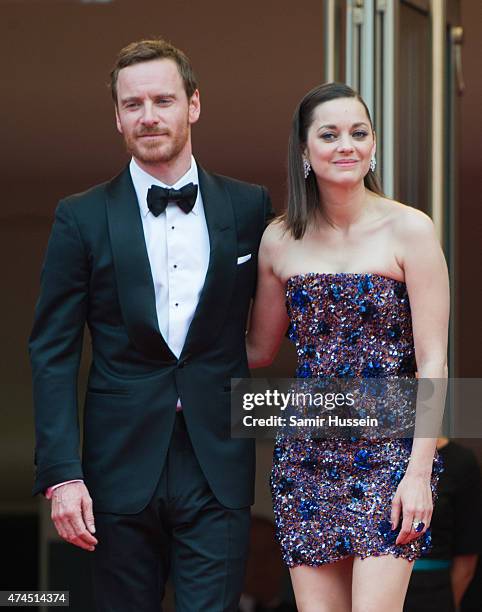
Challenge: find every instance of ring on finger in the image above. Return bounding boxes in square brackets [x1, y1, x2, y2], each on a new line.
[411, 519, 425, 533]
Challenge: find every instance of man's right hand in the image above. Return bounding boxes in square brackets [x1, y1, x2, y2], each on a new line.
[51, 482, 98, 551]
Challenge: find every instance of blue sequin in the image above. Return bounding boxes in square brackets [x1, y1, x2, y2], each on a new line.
[292, 288, 311, 311]
[378, 519, 399, 545]
[420, 529, 432, 555]
[327, 465, 340, 480]
[335, 535, 352, 556]
[296, 363, 312, 378]
[300, 456, 317, 471]
[299, 499, 319, 521]
[434, 457, 445, 476]
[358, 300, 377, 320]
[277, 476, 295, 493]
[291, 548, 304, 564]
[330, 284, 342, 301]
[361, 360, 384, 378]
[387, 324, 402, 340]
[287, 322, 297, 342]
[357, 275, 374, 295]
[390, 468, 404, 486]
[351, 482, 366, 499]
[353, 449, 372, 470]
[337, 363, 355, 377]
[347, 329, 362, 344]
[363, 275, 374, 291]
[303, 344, 317, 358]
[317, 320, 331, 335]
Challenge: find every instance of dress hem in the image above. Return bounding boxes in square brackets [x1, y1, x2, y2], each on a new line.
[285, 548, 421, 569]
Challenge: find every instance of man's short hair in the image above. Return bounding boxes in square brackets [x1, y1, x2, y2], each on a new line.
[110, 38, 198, 104]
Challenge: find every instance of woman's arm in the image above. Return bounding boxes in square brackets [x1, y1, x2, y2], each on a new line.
[402, 209, 449, 471]
[246, 222, 290, 368]
[390, 207, 450, 544]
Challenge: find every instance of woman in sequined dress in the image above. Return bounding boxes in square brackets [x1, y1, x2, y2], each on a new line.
[246, 83, 449, 612]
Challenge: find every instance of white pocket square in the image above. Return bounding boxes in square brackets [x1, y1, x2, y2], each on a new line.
[237, 254, 252, 265]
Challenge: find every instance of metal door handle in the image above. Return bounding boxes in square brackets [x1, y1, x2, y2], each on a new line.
[451, 26, 465, 95]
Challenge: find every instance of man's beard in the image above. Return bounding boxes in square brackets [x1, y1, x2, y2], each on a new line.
[124, 122, 189, 165]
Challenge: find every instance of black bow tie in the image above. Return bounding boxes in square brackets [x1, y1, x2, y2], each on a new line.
[146, 182, 198, 216]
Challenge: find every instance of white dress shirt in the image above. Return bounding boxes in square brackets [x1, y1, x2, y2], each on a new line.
[129, 155, 210, 358]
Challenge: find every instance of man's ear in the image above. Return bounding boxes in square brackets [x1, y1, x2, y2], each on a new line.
[188, 89, 201, 125]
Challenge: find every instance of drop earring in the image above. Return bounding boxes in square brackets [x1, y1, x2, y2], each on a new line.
[303, 158, 311, 179]
[369, 156, 377, 172]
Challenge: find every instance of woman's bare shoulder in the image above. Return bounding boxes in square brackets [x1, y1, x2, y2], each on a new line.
[261, 216, 291, 249]
[377, 197, 436, 239]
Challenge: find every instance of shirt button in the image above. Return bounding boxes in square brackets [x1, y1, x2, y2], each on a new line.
[173, 264, 177, 269]
[171, 226, 175, 230]
[175, 303, 179, 307]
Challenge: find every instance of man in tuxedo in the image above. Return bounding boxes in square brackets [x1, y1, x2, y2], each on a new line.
[29, 38, 272, 611]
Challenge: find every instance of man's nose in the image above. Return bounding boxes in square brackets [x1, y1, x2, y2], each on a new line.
[141, 103, 159, 126]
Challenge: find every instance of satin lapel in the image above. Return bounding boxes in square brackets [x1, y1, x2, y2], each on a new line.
[105, 167, 176, 363]
[180, 168, 237, 359]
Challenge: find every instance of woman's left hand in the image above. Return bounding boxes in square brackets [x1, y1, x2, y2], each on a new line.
[390, 471, 433, 545]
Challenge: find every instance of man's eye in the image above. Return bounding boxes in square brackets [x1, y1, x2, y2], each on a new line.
[126, 103, 139, 109]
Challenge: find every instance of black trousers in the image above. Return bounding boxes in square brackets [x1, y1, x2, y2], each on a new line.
[404, 569, 455, 612]
[91, 412, 251, 611]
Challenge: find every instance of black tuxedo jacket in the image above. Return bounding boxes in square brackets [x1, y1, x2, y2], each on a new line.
[29, 165, 272, 513]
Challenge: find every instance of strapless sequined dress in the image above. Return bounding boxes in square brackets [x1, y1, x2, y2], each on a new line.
[270, 273, 443, 566]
